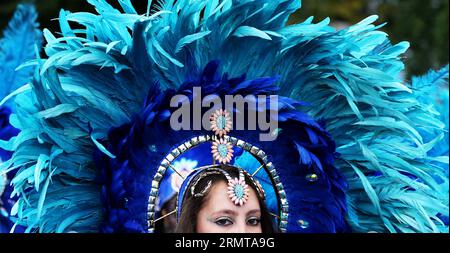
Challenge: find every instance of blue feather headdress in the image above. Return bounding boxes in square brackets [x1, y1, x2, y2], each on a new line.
[0, 3, 41, 233]
[95, 60, 349, 233]
[1, 0, 448, 233]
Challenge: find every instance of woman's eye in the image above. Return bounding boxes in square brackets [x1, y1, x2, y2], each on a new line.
[215, 218, 233, 226]
[247, 217, 261, 226]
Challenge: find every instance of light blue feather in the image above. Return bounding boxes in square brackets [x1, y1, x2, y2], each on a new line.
[411, 66, 449, 159]
[0, 4, 42, 105]
[233, 26, 272, 40]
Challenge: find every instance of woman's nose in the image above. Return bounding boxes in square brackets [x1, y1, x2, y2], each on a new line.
[233, 221, 247, 233]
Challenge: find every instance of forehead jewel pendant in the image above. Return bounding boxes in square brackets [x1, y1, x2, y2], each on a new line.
[226, 169, 249, 206]
[210, 109, 248, 206]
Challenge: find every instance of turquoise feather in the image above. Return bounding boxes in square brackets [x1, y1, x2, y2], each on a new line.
[0, 4, 42, 105]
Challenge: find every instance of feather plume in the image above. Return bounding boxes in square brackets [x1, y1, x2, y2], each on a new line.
[0, 3, 41, 233]
[0, 4, 42, 105]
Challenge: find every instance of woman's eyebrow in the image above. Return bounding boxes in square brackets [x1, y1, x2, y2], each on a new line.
[246, 209, 261, 215]
[211, 209, 237, 216]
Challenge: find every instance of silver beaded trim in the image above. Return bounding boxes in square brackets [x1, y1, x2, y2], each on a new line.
[146, 135, 289, 233]
[0, 173, 7, 197]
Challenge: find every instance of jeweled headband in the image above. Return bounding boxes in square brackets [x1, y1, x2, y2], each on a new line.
[175, 164, 266, 221]
[190, 167, 266, 205]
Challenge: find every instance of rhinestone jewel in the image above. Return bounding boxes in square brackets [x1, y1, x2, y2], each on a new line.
[298, 219, 310, 229]
[306, 173, 318, 182]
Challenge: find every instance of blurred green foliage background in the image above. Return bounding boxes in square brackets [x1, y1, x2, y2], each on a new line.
[0, 0, 448, 77]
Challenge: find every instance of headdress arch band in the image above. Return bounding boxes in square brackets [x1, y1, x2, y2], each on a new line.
[146, 135, 289, 233]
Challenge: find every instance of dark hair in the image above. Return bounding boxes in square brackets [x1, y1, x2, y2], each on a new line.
[154, 194, 177, 233]
[175, 165, 278, 233]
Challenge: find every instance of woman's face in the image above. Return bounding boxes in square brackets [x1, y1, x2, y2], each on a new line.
[196, 180, 262, 233]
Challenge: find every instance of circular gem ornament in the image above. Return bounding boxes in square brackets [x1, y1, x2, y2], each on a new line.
[210, 109, 232, 137]
[212, 138, 234, 164]
[227, 174, 249, 206]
